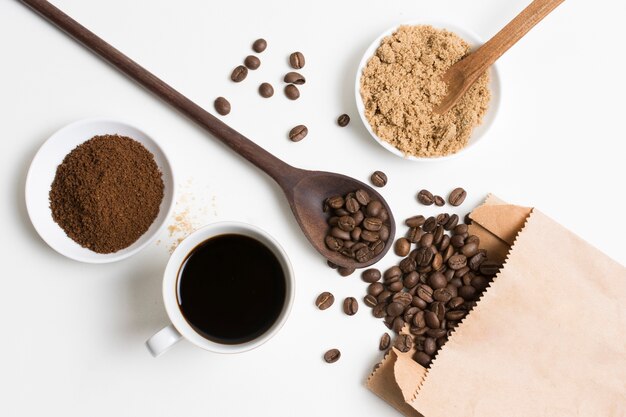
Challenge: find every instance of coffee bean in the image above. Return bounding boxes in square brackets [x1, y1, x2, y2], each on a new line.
[448, 254, 467, 270]
[231, 65, 248, 82]
[258, 82, 274, 98]
[355, 189, 371, 205]
[326, 196, 344, 209]
[417, 189, 434, 205]
[438, 235, 450, 251]
[380, 208, 390, 222]
[361, 230, 380, 243]
[480, 261, 501, 276]
[448, 187, 467, 206]
[403, 271, 419, 288]
[415, 246, 434, 267]
[412, 296, 428, 309]
[433, 226, 444, 246]
[289, 51, 305, 69]
[362, 268, 381, 283]
[400, 257, 417, 273]
[464, 213, 472, 225]
[423, 216, 437, 233]
[461, 242, 479, 257]
[350, 226, 362, 242]
[379, 225, 390, 242]
[364, 294, 378, 307]
[428, 272, 447, 289]
[244, 55, 260, 70]
[405, 215, 425, 228]
[392, 317, 405, 333]
[444, 214, 459, 230]
[459, 285, 477, 300]
[343, 297, 358, 315]
[325, 235, 343, 251]
[331, 227, 351, 241]
[424, 337, 437, 355]
[288, 125, 308, 142]
[316, 292, 334, 310]
[377, 290, 392, 304]
[324, 348, 341, 363]
[363, 217, 383, 231]
[434, 195, 445, 206]
[345, 196, 360, 213]
[373, 303, 387, 318]
[388, 280, 404, 292]
[366, 200, 383, 217]
[427, 328, 447, 338]
[284, 71, 305, 85]
[337, 114, 350, 127]
[394, 334, 413, 353]
[407, 227, 423, 243]
[470, 275, 489, 291]
[416, 284, 434, 303]
[379, 333, 391, 350]
[337, 215, 356, 232]
[214, 97, 231, 115]
[453, 224, 468, 235]
[326, 260, 338, 269]
[394, 238, 411, 256]
[424, 310, 440, 329]
[337, 266, 355, 277]
[430, 301, 446, 322]
[403, 306, 419, 322]
[468, 252, 486, 271]
[445, 310, 466, 321]
[433, 287, 453, 303]
[356, 246, 374, 262]
[420, 233, 433, 248]
[370, 171, 387, 187]
[414, 351, 431, 367]
[252, 38, 267, 53]
[392, 292, 412, 307]
[431, 252, 443, 270]
[448, 297, 464, 309]
[352, 210, 365, 225]
[386, 302, 404, 317]
[284, 84, 300, 100]
[466, 235, 480, 246]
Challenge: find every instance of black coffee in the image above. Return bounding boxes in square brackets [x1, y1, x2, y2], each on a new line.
[177, 234, 286, 345]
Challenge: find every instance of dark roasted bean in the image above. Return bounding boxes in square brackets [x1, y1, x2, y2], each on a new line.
[289, 51, 305, 69]
[324, 348, 341, 363]
[284, 71, 305, 84]
[231, 65, 248, 82]
[417, 189, 434, 205]
[448, 187, 467, 206]
[252, 38, 267, 53]
[370, 171, 387, 187]
[316, 292, 334, 310]
[379, 333, 391, 350]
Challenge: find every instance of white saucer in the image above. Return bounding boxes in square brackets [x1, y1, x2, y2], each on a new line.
[25, 118, 175, 263]
[355, 21, 502, 162]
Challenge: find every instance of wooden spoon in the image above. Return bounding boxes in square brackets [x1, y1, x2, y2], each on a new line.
[19, 0, 395, 269]
[434, 0, 564, 114]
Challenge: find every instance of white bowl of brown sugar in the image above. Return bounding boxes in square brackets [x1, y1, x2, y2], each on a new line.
[355, 22, 501, 161]
[25, 118, 175, 263]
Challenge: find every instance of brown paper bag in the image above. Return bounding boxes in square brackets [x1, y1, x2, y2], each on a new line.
[368, 195, 626, 416]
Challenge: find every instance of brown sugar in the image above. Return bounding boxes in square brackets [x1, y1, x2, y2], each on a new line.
[49, 134, 164, 253]
[360, 25, 491, 158]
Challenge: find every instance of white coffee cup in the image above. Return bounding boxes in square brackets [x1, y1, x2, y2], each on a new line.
[146, 222, 295, 357]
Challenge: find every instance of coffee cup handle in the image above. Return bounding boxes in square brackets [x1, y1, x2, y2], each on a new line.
[146, 324, 182, 357]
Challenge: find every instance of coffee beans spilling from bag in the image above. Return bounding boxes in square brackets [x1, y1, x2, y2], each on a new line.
[363, 213, 501, 367]
[323, 189, 390, 265]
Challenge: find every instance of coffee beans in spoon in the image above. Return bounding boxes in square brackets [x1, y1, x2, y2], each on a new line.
[323, 189, 390, 265]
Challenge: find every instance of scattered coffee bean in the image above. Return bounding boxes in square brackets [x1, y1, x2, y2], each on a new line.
[289, 51, 305, 69]
[405, 215, 425, 228]
[362, 268, 381, 283]
[327, 260, 338, 269]
[379, 333, 391, 350]
[244, 55, 261, 70]
[284, 84, 300, 100]
[284, 71, 306, 85]
[259, 82, 274, 98]
[479, 261, 501, 276]
[394, 334, 413, 353]
[371, 171, 387, 187]
[434, 195, 445, 206]
[337, 114, 350, 127]
[417, 189, 434, 205]
[364, 295, 378, 307]
[444, 214, 459, 231]
[394, 238, 411, 257]
[343, 297, 358, 315]
[252, 38, 267, 53]
[324, 348, 341, 363]
[448, 187, 467, 206]
[231, 65, 248, 82]
[288, 125, 308, 142]
[214, 97, 231, 115]
[337, 266, 355, 277]
[423, 216, 437, 233]
[316, 292, 334, 310]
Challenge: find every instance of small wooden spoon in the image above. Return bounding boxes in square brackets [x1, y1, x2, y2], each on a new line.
[20, 0, 395, 269]
[434, 0, 564, 114]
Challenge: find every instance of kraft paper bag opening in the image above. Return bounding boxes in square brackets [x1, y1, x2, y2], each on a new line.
[367, 195, 626, 416]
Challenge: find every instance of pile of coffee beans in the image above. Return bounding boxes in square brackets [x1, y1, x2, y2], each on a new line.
[323, 189, 391, 268]
[362, 212, 501, 367]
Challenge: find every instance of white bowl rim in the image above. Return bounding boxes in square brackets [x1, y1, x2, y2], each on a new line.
[354, 20, 502, 162]
[25, 117, 176, 263]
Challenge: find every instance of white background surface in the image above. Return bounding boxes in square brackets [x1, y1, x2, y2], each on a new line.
[1, 0, 625, 415]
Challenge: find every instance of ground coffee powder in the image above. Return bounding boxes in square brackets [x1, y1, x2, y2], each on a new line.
[49, 134, 164, 253]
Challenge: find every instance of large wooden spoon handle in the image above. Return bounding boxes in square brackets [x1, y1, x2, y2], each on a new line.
[461, 0, 564, 80]
[20, 0, 303, 189]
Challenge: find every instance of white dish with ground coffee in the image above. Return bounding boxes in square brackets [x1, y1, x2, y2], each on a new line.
[355, 22, 501, 162]
[25, 118, 175, 263]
